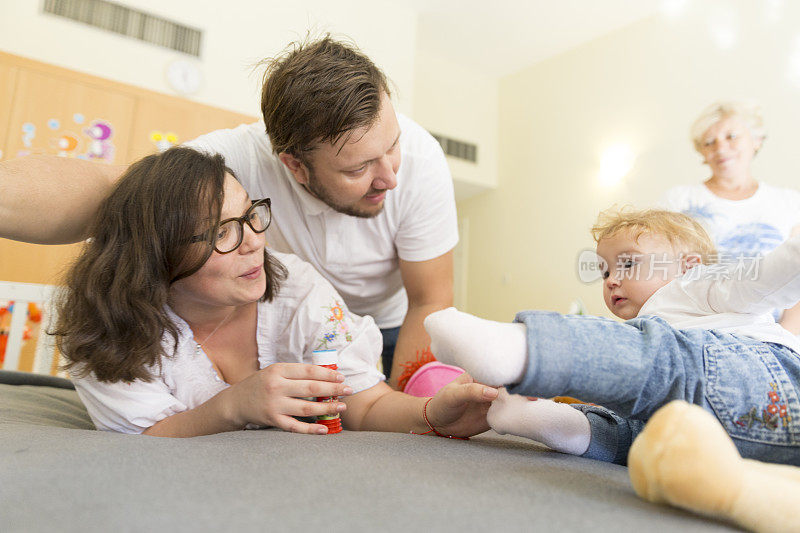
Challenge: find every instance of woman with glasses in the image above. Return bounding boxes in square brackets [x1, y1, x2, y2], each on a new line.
[53, 147, 497, 437]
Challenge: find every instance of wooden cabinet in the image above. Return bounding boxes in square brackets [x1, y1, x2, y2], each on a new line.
[0, 64, 18, 160]
[0, 52, 257, 285]
[128, 94, 253, 161]
[5, 68, 135, 162]
[0, 241, 84, 286]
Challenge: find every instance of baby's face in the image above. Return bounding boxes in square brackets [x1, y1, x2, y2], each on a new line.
[596, 231, 684, 320]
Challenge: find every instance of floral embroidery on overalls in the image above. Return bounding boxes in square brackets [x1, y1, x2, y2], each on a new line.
[735, 383, 791, 430]
[315, 301, 353, 349]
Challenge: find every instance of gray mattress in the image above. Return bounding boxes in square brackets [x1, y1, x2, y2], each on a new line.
[0, 371, 737, 532]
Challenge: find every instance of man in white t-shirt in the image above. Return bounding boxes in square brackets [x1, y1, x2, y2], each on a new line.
[185, 37, 457, 385]
[0, 36, 457, 387]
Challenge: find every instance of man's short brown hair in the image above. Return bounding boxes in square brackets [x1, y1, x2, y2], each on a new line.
[260, 35, 391, 160]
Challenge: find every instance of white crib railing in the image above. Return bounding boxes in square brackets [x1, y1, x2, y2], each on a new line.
[0, 280, 60, 375]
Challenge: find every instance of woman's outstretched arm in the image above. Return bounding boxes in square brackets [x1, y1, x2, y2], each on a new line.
[341, 373, 497, 437]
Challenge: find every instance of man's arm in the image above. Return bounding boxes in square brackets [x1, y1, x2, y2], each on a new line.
[388, 250, 454, 388]
[0, 155, 124, 244]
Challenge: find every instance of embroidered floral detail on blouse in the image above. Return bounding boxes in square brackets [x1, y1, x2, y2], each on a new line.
[735, 383, 791, 430]
[315, 300, 353, 349]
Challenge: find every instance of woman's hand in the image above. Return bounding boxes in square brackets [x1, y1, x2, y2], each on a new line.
[425, 373, 499, 438]
[225, 362, 353, 434]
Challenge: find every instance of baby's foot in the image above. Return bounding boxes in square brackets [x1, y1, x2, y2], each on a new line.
[424, 308, 526, 387]
[488, 388, 591, 456]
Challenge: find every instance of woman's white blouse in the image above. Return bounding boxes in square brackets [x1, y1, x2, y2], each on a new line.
[72, 251, 385, 433]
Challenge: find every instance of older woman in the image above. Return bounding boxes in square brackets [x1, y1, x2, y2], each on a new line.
[53, 147, 496, 437]
[661, 100, 800, 333]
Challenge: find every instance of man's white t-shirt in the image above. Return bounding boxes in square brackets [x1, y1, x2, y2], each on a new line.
[660, 183, 800, 260]
[185, 114, 458, 329]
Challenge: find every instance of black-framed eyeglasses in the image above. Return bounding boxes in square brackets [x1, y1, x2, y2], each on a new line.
[191, 198, 272, 254]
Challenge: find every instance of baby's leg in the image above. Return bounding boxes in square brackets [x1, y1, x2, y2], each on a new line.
[425, 308, 527, 386]
[427, 308, 716, 422]
[507, 311, 713, 420]
[488, 389, 645, 464]
[487, 388, 591, 456]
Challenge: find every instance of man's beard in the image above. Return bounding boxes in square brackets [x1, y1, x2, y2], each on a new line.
[306, 168, 384, 219]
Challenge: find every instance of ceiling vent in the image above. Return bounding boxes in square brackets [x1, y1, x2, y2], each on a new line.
[430, 133, 478, 163]
[42, 0, 202, 57]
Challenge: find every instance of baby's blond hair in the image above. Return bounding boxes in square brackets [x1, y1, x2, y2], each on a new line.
[591, 207, 717, 264]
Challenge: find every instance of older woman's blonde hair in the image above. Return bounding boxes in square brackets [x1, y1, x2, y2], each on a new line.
[690, 100, 766, 153]
[591, 207, 718, 264]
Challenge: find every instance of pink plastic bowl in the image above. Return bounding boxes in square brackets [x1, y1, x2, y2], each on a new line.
[403, 361, 465, 397]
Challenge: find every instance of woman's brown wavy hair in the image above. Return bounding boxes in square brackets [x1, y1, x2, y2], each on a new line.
[53, 147, 286, 383]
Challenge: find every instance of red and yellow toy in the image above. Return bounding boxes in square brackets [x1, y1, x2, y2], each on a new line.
[0, 301, 42, 365]
[312, 349, 342, 434]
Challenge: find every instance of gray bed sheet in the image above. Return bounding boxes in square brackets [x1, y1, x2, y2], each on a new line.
[0, 371, 738, 532]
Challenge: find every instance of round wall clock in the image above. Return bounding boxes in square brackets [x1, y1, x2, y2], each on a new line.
[166, 59, 203, 96]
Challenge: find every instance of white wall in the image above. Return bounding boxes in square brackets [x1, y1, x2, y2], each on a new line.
[458, 0, 800, 320]
[412, 25, 498, 201]
[0, 0, 419, 117]
[11, 0, 798, 323]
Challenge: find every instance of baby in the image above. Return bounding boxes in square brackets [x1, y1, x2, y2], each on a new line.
[426, 208, 800, 466]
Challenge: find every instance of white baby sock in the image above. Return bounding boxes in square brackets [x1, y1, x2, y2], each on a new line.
[424, 307, 527, 387]
[488, 388, 591, 456]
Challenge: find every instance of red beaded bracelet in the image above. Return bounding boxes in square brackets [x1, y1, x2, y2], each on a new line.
[411, 397, 468, 440]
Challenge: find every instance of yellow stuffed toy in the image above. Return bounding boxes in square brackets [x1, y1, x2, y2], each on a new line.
[629, 401, 800, 532]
